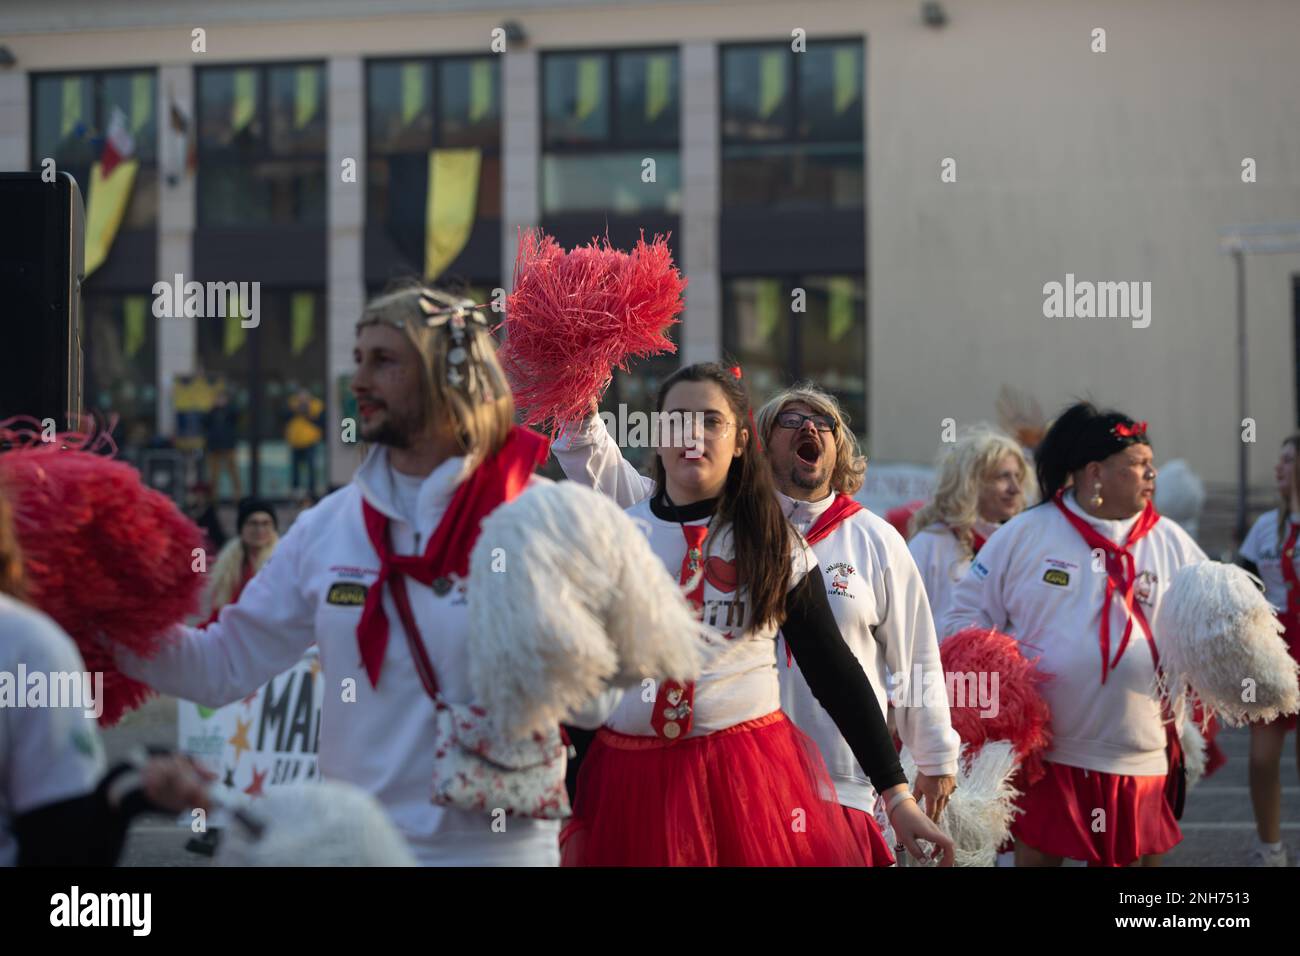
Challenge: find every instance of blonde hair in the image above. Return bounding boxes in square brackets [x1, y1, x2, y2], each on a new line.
[204, 533, 279, 616]
[910, 425, 1036, 555]
[755, 383, 868, 496]
[356, 283, 515, 473]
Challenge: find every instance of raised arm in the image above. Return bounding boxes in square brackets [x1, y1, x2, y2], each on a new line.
[551, 411, 655, 508]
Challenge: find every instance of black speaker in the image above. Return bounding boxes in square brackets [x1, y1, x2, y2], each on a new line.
[0, 171, 85, 430]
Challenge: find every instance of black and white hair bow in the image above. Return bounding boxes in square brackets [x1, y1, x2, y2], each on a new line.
[417, 289, 491, 388]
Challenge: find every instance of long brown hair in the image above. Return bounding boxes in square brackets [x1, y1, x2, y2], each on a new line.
[651, 363, 791, 631]
[0, 488, 25, 600]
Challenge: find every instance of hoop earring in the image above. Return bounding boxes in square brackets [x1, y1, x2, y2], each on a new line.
[1089, 482, 1104, 510]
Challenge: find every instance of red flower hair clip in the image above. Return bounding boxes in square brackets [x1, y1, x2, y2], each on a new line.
[1112, 421, 1147, 439]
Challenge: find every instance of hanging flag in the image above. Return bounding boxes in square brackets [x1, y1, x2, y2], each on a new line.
[424, 148, 481, 281]
[645, 55, 670, 122]
[400, 62, 425, 126]
[291, 292, 315, 356]
[756, 279, 783, 344]
[61, 77, 83, 138]
[224, 290, 246, 356]
[833, 48, 859, 114]
[231, 69, 256, 133]
[131, 74, 153, 134]
[575, 57, 602, 122]
[123, 295, 147, 359]
[468, 60, 493, 123]
[294, 66, 318, 130]
[758, 51, 785, 119]
[827, 278, 856, 343]
[84, 109, 139, 279]
[99, 106, 135, 177]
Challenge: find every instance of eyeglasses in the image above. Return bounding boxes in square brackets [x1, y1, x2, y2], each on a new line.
[776, 411, 837, 434]
[663, 413, 736, 444]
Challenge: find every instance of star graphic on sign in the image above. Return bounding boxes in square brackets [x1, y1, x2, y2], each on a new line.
[228, 717, 253, 764]
[242, 689, 258, 707]
[243, 765, 268, 798]
[223, 767, 235, 788]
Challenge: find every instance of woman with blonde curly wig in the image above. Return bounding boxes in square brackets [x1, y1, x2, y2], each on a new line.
[909, 425, 1035, 629]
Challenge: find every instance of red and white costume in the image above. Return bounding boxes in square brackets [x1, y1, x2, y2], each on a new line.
[1240, 509, 1300, 728]
[908, 520, 998, 630]
[942, 491, 1207, 866]
[118, 432, 601, 866]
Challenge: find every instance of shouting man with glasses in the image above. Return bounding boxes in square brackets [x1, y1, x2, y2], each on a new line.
[553, 381, 959, 862]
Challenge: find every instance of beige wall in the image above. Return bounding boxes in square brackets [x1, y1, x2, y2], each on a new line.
[3, 0, 1297, 487]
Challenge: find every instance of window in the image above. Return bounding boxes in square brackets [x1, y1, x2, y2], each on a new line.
[723, 276, 866, 432]
[196, 63, 327, 225]
[82, 292, 159, 446]
[30, 70, 159, 229]
[721, 40, 863, 209]
[366, 55, 501, 281]
[542, 49, 680, 215]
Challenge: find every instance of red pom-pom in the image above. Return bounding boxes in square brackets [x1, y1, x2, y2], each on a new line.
[940, 627, 1054, 784]
[884, 499, 925, 541]
[499, 229, 686, 436]
[0, 424, 204, 726]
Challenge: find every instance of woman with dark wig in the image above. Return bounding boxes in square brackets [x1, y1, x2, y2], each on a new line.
[943, 401, 1206, 867]
[559, 363, 952, 866]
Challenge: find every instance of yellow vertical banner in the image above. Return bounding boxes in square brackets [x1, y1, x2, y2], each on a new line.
[758, 51, 785, 119]
[61, 77, 83, 137]
[575, 57, 602, 121]
[123, 294, 147, 358]
[84, 159, 139, 277]
[131, 74, 153, 133]
[294, 66, 318, 129]
[827, 278, 856, 343]
[645, 55, 670, 122]
[425, 148, 481, 282]
[231, 69, 256, 132]
[468, 60, 492, 123]
[833, 48, 859, 114]
[291, 292, 315, 355]
[400, 62, 425, 126]
[756, 279, 783, 344]
[224, 289, 246, 356]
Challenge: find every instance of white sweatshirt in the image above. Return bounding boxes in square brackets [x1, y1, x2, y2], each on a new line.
[118, 446, 603, 866]
[1239, 508, 1299, 611]
[941, 493, 1207, 776]
[553, 416, 960, 808]
[908, 520, 998, 629]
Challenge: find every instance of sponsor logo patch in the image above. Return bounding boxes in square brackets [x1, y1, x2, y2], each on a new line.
[1042, 568, 1070, 587]
[971, 560, 990, 579]
[326, 582, 367, 606]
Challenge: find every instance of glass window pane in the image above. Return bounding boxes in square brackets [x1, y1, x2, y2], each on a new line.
[722, 142, 863, 209]
[32, 75, 95, 167]
[542, 151, 680, 214]
[723, 277, 791, 404]
[797, 276, 866, 432]
[544, 53, 610, 147]
[615, 50, 678, 145]
[101, 71, 158, 162]
[721, 46, 790, 141]
[439, 58, 499, 148]
[268, 64, 326, 156]
[368, 60, 434, 154]
[121, 166, 159, 230]
[798, 43, 862, 141]
[85, 293, 158, 450]
[198, 67, 264, 154]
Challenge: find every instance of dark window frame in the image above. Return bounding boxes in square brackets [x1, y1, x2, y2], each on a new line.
[364, 52, 503, 159]
[540, 46, 682, 153]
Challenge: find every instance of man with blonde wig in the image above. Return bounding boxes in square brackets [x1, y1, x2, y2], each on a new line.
[908, 426, 1035, 628]
[553, 382, 960, 850]
[117, 283, 589, 865]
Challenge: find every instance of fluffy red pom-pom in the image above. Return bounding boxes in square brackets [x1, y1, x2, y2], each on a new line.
[499, 229, 686, 436]
[940, 627, 1054, 784]
[0, 424, 204, 726]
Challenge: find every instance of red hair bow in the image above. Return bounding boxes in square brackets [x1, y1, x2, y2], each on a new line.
[1113, 421, 1147, 439]
[729, 365, 743, 380]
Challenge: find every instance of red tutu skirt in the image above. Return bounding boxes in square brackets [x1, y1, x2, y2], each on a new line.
[1011, 761, 1181, 867]
[842, 805, 896, 867]
[560, 711, 882, 866]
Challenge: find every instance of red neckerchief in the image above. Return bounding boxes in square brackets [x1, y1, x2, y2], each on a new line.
[782, 493, 863, 667]
[1052, 489, 1161, 684]
[356, 426, 549, 688]
[951, 525, 988, 555]
[650, 524, 709, 739]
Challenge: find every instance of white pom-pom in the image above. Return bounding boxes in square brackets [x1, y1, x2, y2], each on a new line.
[1180, 717, 1208, 790]
[1160, 562, 1299, 726]
[214, 782, 417, 866]
[897, 741, 1022, 867]
[468, 481, 702, 740]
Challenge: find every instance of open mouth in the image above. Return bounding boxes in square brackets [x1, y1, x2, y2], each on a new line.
[796, 439, 821, 466]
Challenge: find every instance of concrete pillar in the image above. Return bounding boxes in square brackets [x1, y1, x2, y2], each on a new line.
[679, 41, 721, 364]
[155, 64, 195, 436]
[501, 47, 539, 291]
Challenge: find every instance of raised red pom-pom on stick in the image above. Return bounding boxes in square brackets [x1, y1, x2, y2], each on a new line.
[940, 626, 1054, 785]
[499, 229, 686, 437]
[0, 419, 204, 726]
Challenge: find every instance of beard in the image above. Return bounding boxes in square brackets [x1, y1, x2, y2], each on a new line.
[787, 461, 830, 492]
[361, 405, 423, 449]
